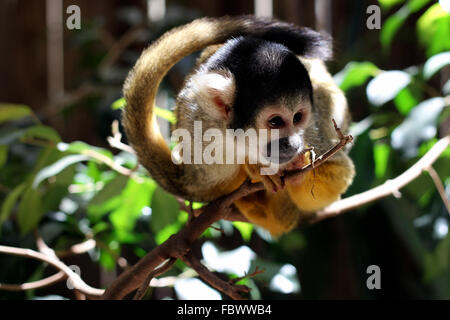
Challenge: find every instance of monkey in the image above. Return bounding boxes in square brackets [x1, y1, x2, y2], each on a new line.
[122, 16, 355, 237]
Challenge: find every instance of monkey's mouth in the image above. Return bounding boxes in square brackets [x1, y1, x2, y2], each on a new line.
[264, 148, 299, 164]
[284, 152, 310, 171]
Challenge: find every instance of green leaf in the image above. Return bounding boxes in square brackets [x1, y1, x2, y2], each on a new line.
[378, 0, 405, 11]
[21, 125, 61, 143]
[407, 0, 431, 12]
[155, 107, 176, 124]
[17, 187, 44, 235]
[155, 223, 182, 245]
[0, 125, 60, 146]
[346, 131, 375, 195]
[111, 97, 126, 110]
[394, 87, 419, 115]
[0, 104, 32, 123]
[0, 183, 27, 225]
[42, 166, 76, 213]
[233, 222, 254, 242]
[110, 178, 156, 241]
[0, 145, 7, 168]
[86, 161, 101, 182]
[417, 3, 450, 56]
[57, 141, 113, 160]
[424, 234, 450, 282]
[0, 128, 27, 145]
[334, 62, 379, 92]
[111, 97, 175, 124]
[381, 6, 410, 52]
[87, 175, 129, 221]
[380, 0, 429, 51]
[89, 175, 128, 206]
[391, 97, 446, 157]
[423, 51, 450, 80]
[33, 155, 89, 188]
[150, 187, 180, 234]
[99, 248, 117, 271]
[373, 143, 391, 179]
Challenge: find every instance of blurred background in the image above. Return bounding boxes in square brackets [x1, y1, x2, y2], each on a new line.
[0, 0, 449, 300]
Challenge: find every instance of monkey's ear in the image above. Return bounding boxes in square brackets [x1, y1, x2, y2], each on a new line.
[191, 72, 235, 120]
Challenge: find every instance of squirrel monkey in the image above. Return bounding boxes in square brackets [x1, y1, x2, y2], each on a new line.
[123, 16, 355, 236]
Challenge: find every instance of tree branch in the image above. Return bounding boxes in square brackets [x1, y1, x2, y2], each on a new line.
[133, 258, 176, 300]
[0, 245, 104, 298]
[313, 134, 450, 222]
[0, 271, 66, 291]
[181, 253, 249, 300]
[425, 165, 450, 215]
[102, 121, 354, 300]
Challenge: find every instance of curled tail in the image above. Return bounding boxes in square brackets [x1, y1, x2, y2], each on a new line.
[122, 15, 331, 197]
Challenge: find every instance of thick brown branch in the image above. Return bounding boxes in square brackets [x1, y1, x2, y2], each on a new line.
[102, 204, 234, 299]
[101, 122, 353, 300]
[133, 258, 176, 300]
[182, 253, 249, 300]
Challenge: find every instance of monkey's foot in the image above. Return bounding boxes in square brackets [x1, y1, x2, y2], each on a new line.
[245, 164, 284, 193]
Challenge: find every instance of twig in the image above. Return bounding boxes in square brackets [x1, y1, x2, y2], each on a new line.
[182, 253, 249, 300]
[0, 271, 66, 291]
[41, 83, 99, 119]
[55, 239, 97, 258]
[107, 120, 136, 154]
[209, 225, 225, 234]
[133, 258, 176, 300]
[229, 266, 265, 284]
[425, 165, 450, 215]
[0, 245, 104, 297]
[282, 120, 353, 182]
[0, 231, 99, 294]
[35, 230, 96, 258]
[34, 230, 57, 257]
[314, 135, 450, 222]
[99, 25, 145, 71]
[82, 149, 136, 177]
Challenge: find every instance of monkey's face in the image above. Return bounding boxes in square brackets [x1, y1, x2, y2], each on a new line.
[255, 96, 312, 167]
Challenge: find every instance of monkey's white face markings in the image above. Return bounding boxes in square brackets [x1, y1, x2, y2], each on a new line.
[254, 100, 311, 167]
[190, 71, 235, 120]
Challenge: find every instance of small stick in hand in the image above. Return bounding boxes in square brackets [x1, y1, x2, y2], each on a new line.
[282, 119, 353, 183]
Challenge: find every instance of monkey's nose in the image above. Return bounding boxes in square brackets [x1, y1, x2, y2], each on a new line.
[266, 137, 298, 164]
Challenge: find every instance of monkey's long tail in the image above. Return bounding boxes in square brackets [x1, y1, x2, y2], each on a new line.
[122, 16, 330, 197]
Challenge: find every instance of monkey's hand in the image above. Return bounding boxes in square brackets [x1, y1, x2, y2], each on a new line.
[244, 164, 284, 193]
[281, 149, 314, 186]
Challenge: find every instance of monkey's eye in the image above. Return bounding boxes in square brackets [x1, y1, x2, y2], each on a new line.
[293, 112, 303, 124]
[268, 116, 285, 128]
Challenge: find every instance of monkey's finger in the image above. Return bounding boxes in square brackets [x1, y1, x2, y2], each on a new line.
[269, 174, 285, 190]
[260, 175, 278, 193]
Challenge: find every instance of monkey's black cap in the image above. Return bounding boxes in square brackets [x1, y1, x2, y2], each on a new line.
[205, 36, 314, 129]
